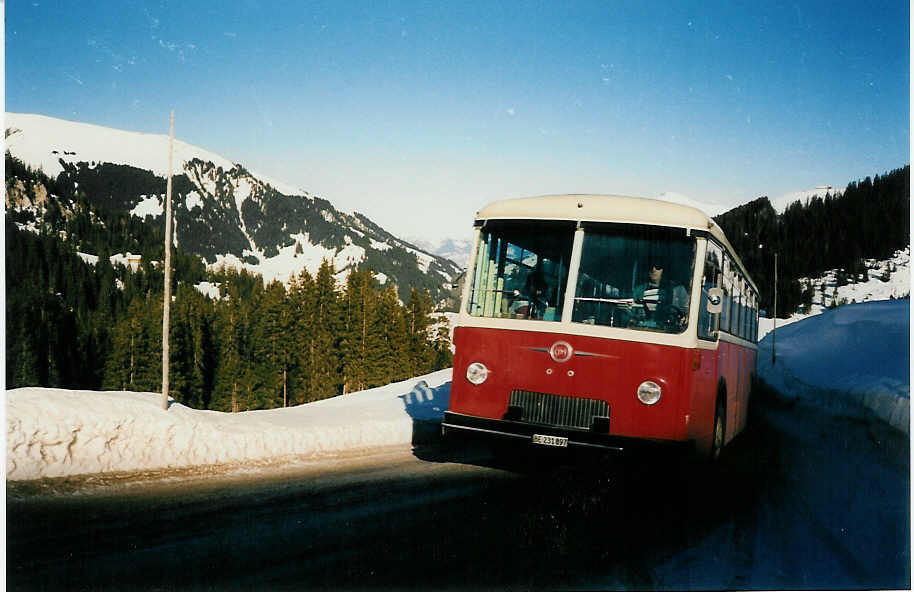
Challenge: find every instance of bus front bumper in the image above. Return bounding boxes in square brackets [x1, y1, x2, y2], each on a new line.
[441, 411, 691, 455]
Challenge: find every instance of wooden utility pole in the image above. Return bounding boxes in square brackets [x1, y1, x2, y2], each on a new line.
[162, 111, 175, 410]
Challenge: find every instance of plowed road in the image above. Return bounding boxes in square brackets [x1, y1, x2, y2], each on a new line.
[8, 390, 909, 590]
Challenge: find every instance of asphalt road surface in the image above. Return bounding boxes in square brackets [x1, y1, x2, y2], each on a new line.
[7, 386, 910, 591]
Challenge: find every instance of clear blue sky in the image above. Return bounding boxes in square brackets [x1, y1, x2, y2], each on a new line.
[6, 1, 910, 241]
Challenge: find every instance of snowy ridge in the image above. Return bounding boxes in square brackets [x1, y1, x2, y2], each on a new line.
[7, 112, 233, 180]
[4, 112, 304, 196]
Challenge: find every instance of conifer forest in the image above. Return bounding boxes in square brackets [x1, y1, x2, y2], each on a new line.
[714, 166, 909, 315]
[5, 154, 452, 409]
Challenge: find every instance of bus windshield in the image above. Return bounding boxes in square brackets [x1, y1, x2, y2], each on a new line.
[572, 224, 696, 334]
[467, 221, 575, 321]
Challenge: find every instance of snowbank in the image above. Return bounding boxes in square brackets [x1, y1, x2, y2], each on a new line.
[6, 369, 452, 481]
[757, 299, 910, 434]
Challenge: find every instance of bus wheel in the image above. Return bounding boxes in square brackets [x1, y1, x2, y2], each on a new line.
[710, 396, 726, 461]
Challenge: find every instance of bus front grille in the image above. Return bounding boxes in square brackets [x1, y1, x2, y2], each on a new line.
[508, 390, 609, 431]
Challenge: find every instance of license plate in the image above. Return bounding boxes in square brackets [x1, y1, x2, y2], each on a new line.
[532, 434, 568, 448]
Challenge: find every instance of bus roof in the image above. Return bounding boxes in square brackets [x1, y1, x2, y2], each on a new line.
[475, 194, 758, 293]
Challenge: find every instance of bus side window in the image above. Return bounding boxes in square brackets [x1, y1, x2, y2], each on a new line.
[753, 292, 759, 340]
[719, 252, 730, 335]
[734, 275, 744, 340]
[731, 272, 739, 338]
[741, 280, 748, 339]
[699, 241, 722, 340]
[749, 292, 758, 343]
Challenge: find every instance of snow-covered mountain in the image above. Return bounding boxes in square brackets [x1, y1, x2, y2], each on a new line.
[407, 236, 473, 268]
[4, 113, 462, 300]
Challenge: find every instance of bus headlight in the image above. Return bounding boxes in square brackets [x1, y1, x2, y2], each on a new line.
[637, 381, 662, 405]
[466, 362, 490, 385]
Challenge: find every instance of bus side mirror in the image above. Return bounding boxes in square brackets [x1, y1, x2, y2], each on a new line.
[706, 287, 723, 314]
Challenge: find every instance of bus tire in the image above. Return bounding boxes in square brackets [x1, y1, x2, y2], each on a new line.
[709, 391, 726, 461]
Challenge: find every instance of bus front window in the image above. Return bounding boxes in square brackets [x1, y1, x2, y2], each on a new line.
[572, 224, 696, 334]
[467, 221, 575, 321]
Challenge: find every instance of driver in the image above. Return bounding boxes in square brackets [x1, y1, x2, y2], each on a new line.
[523, 263, 549, 319]
[633, 256, 688, 328]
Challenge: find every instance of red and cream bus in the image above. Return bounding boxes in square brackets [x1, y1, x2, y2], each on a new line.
[442, 194, 759, 460]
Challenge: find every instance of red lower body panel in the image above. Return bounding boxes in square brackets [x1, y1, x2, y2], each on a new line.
[448, 327, 701, 445]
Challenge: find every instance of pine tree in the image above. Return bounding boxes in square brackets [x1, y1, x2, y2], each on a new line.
[431, 322, 454, 370]
[287, 268, 315, 404]
[212, 296, 242, 412]
[254, 281, 293, 408]
[168, 286, 214, 408]
[405, 287, 435, 376]
[367, 284, 409, 386]
[103, 296, 160, 391]
[305, 260, 342, 401]
[340, 269, 376, 394]
[6, 293, 42, 388]
[211, 268, 262, 411]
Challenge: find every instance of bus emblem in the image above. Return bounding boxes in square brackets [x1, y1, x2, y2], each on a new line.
[549, 341, 573, 363]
